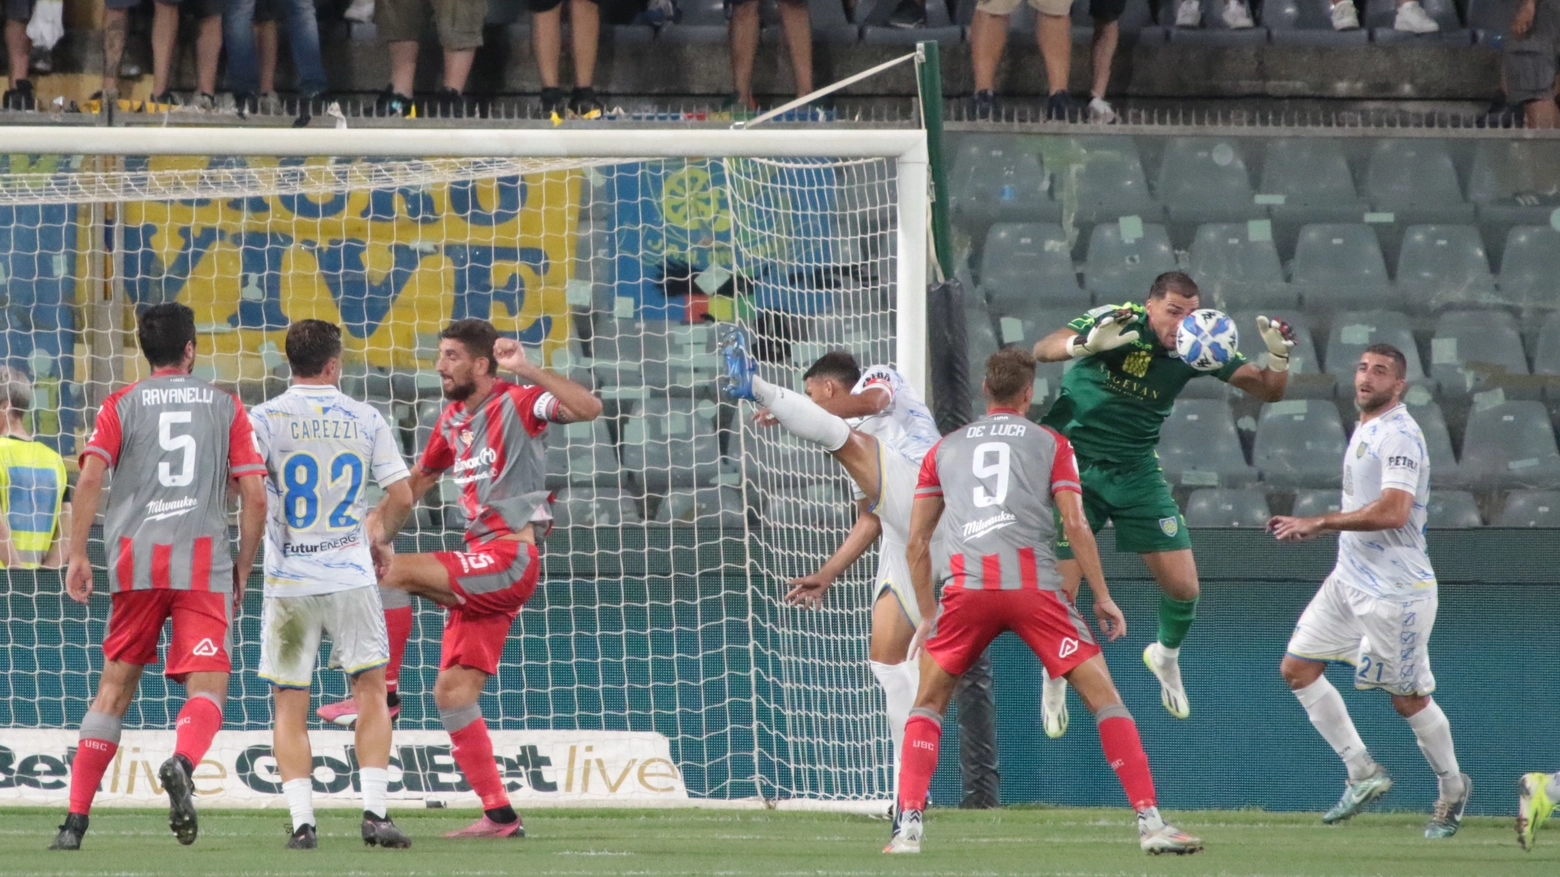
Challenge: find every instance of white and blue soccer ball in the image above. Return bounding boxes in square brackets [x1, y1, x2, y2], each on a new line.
[1176, 309, 1239, 372]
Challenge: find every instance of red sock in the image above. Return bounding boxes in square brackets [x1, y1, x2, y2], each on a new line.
[384, 606, 413, 693]
[173, 696, 223, 765]
[896, 713, 942, 813]
[68, 738, 118, 816]
[1098, 714, 1157, 811]
[449, 718, 510, 810]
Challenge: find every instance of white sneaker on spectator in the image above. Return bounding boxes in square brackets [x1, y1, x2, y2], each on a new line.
[1089, 96, 1117, 123]
[1393, 0, 1439, 32]
[1222, 0, 1254, 27]
[1330, 0, 1359, 28]
[1174, 0, 1202, 26]
[344, 0, 375, 21]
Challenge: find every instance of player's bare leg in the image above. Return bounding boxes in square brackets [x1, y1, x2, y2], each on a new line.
[1140, 548, 1199, 720]
[868, 591, 918, 802]
[435, 665, 525, 838]
[1280, 654, 1392, 823]
[381, 552, 466, 607]
[52, 661, 144, 850]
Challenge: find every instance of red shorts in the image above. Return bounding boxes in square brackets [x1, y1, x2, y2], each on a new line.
[435, 540, 541, 675]
[103, 589, 232, 682]
[924, 587, 1100, 678]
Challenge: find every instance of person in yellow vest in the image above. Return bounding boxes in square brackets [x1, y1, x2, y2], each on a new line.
[0, 366, 69, 569]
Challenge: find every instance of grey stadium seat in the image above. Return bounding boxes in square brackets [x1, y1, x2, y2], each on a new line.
[1290, 224, 1399, 311]
[979, 223, 1086, 313]
[1265, 0, 1370, 44]
[1426, 490, 1482, 527]
[1227, 309, 1335, 399]
[545, 419, 623, 490]
[653, 486, 747, 528]
[1032, 360, 1067, 411]
[620, 399, 723, 494]
[1468, 141, 1560, 231]
[1498, 226, 1560, 314]
[552, 487, 642, 528]
[949, 136, 1060, 229]
[1467, 0, 1519, 42]
[1084, 221, 1176, 302]
[1155, 138, 1264, 225]
[763, 481, 855, 530]
[1060, 136, 1162, 224]
[1365, 0, 1470, 43]
[1363, 139, 1475, 227]
[1253, 400, 1348, 488]
[1427, 310, 1532, 399]
[1156, 398, 1257, 488]
[1291, 489, 1342, 519]
[1323, 310, 1429, 398]
[1496, 490, 1560, 527]
[1186, 223, 1295, 312]
[1531, 312, 1560, 402]
[1163, 0, 1270, 43]
[1183, 488, 1272, 527]
[1395, 225, 1499, 313]
[1460, 400, 1560, 489]
[1259, 140, 1369, 229]
[966, 307, 1002, 377]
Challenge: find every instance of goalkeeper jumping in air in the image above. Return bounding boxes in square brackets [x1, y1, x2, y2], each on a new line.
[718, 333, 938, 801]
[1031, 271, 1294, 731]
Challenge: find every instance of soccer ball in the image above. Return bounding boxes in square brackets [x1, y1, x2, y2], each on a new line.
[1176, 309, 1239, 372]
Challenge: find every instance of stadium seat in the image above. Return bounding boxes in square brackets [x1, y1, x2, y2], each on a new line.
[1459, 400, 1560, 489]
[1162, 0, 1270, 42]
[1531, 312, 1560, 401]
[1468, 141, 1560, 231]
[1226, 309, 1335, 398]
[1157, 398, 1257, 487]
[590, 322, 649, 391]
[621, 399, 723, 493]
[1467, 0, 1518, 42]
[1266, 0, 1369, 48]
[763, 481, 854, 530]
[653, 486, 748, 527]
[1427, 310, 1532, 399]
[859, 0, 959, 42]
[1365, 0, 1470, 42]
[1032, 359, 1067, 410]
[1363, 139, 1475, 227]
[642, 323, 719, 397]
[553, 487, 642, 528]
[1062, 136, 1162, 224]
[1323, 310, 1429, 397]
[1426, 490, 1483, 527]
[1155, 139, 1264, 226]
[949, 135, 1060, 230]
[979, 223, 1086, 313]
[545, 419, 623, 490]
[1289, 224, 1399, 312]
[1291, 489, 1342, 518]
[1183, 488, 1272, 527]
[1395, 225, 1499, 313]
[1253, 399, 1348, 487]
[1071, 0, 1157, 39]
[1498, 226, 1560, 314]
[1084, 220, 1176, 302]
[1186, 222, 1295, 311]
[967, 307, 1002, 375]
[1495, 490, 1560, 527]
[1259, 140, 1370, 229]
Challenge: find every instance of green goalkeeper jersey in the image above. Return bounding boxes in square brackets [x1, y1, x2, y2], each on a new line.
[1040, 303, 1248, 464]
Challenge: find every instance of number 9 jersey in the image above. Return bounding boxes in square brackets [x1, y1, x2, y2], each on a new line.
[248, 384, 411, 597]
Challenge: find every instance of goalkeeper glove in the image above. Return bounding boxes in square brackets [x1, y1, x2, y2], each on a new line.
[1256, 315, 1296, 372]
[1066, 310, 1140, 358]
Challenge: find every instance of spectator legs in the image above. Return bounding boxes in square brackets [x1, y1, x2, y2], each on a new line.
[151, 2, 178, 96]
[387, 40, 418, 97]
[1089, 18, 1116, 102]
[443, 49, 475, 92]
[728, 0, 760, 109]
[256, 20, 277, 94]
[282, 0, 328, 97]
[195, 15, 222, 96]
[1527, 97, 1560, 128]
[778, 0, 812, 97]
[571, 0, 599, 89]
[224, 0, 262, 96]
[534, 6, 564, 88]
[4, 20, 28, 87]
[101, 7, 129, 95]
[969, 9, 1006, 94]
[1036, 12, 1069, 96]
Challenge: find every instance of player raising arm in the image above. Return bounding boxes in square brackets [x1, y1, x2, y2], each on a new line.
[248, 321, 415, 850]
[1269, 344, 1469, 839]
[367, 319, 602, 839]
[51, 303, 267, 851]
[1031, 271, 1294, 730]
[884, 347, 1201, 857]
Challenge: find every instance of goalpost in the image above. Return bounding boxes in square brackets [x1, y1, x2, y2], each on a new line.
[0, 126, 927, 811]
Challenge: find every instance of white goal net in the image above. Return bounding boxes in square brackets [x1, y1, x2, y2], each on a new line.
[0, 129, 927, 809]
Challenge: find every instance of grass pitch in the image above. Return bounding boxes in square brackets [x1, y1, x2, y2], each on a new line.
[0, 806, 1548, 877]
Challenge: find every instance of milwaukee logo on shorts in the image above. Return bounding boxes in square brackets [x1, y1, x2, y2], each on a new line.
[1058, 638, 1079, 658]
[192, 638, 220, 657]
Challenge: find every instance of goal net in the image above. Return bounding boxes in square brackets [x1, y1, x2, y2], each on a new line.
[0, 129, 927, 810]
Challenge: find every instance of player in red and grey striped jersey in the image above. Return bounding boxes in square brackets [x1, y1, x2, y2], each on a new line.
[884, 347, 1201, 856]
[51, 304, 268, 852]
[361, 319, 602, 839]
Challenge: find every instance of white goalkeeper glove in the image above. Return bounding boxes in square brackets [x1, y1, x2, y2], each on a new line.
[26, 0, 63, 51]
[1256, 315, 1296, 372]
[1066, 310, 1140, 358]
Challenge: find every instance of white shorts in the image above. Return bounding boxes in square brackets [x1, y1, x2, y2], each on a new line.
[863, 443, 919, 545]
[1286, 573, 1438, 697]
[873, 537, 923, 627]
[258, 587, 391, 689]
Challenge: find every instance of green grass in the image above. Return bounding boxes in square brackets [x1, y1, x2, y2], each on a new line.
[0, 806, 1551, 877]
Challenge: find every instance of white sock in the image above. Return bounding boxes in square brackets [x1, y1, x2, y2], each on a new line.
[870, 659, 919, 799]
[1293, 677, 1376, 781]
[751, 377, 851, 452]
[1042, 665, 1067, 702]
[1405, 699, 1464, 799]
[1547, 773, 1560, 801]
[283, 777, 315, 831]
[360, 766, 389, 819]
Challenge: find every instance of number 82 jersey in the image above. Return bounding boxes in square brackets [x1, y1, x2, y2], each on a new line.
[249, 385, 411, 597]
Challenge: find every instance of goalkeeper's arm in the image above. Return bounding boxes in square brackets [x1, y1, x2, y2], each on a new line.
[1033, 309, 1139, 363]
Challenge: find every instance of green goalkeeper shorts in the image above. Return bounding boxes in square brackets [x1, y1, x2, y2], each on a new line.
[1055, 456, 1192, 559]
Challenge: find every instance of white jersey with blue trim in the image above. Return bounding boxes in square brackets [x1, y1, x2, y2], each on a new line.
[249, 384, 411, 597]
[1334, 404, 1435, 599]
[847, 365, 940, 463]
